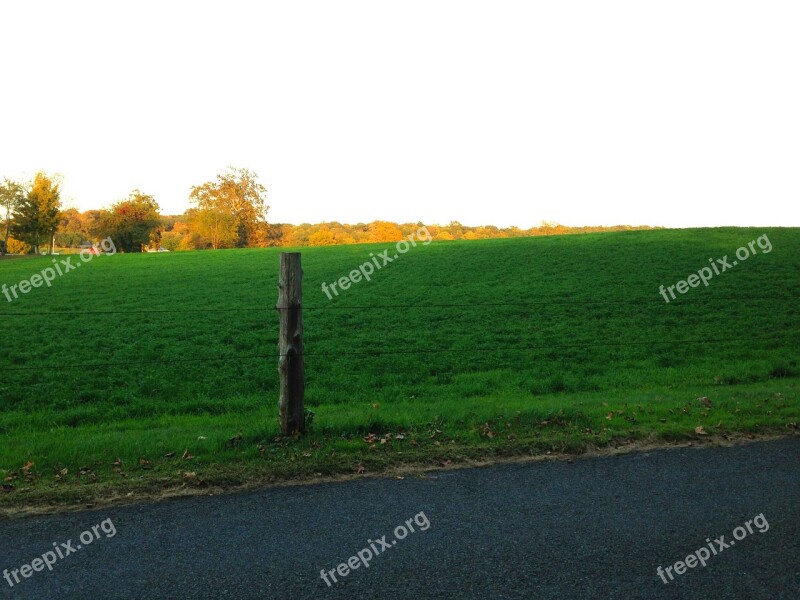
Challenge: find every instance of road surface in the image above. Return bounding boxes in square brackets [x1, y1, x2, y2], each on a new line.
[1, 437, 797, 599]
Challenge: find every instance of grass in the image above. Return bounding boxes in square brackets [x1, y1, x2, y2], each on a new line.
[0, 227, 798, 512]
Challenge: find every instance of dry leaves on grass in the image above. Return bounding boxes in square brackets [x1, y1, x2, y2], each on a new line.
[20, 461, 35, 482]
[694, 426, 708, 435]
[697, 396, 712, 408]
[364, 432, 406, 445]
[183, 472, 206, 486]
[112, 458, 127, 477]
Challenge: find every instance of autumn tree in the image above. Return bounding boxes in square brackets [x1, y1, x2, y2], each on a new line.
[189, 167, 268, 249]
[309, 228, 336, 246]
[368, 220, 403, 242]
[97, 190, 162, 252]
[0, 178, 25, 254]
[80, 209, 106, 241]
[11, 172, 62, 254]
[55, 208, 84, 247]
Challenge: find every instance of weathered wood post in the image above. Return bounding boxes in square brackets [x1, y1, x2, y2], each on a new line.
[277, 252, 305, 435]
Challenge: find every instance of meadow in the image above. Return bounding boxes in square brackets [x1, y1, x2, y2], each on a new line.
[0, 227, 798, 511]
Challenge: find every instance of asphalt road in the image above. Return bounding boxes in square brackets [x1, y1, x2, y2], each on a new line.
[1, 438, 797, 600]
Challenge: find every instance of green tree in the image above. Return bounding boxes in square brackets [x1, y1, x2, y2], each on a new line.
[186, 205, 236, 250]
[189, 167, 268, 249]
[10, 172, 62, 254]
[0, 178, 25, 254]
[98, 190, 161, 252]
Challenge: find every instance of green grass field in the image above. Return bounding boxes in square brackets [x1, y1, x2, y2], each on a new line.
[1, 227, 798, 511]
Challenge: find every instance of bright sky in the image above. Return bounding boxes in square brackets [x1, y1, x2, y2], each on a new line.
[1, 1, 798, 228]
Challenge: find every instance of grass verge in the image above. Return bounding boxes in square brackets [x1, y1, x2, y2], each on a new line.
[2, 379, 797, 516]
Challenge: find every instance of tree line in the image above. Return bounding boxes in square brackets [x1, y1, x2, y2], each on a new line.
[0, 167, 268, 254]
[1, 167, 659, 254]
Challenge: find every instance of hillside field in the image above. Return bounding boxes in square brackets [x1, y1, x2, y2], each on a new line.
[0, 227, 798, 511]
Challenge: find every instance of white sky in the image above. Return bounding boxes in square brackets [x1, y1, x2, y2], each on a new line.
[1, 1, 798, 228]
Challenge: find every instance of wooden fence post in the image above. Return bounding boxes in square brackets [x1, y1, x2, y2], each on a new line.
[277, 252, 305, 435]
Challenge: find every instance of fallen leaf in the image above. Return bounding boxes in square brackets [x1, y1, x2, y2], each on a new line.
[694, 426, 708, 435]
[697, 396, 712, 408]
[182, 449, 194, 460]
[355, 463, 365, 475]
[163, 451, 176, 458]
[605, 413, 614, 420]
[54, 468, 68, 481]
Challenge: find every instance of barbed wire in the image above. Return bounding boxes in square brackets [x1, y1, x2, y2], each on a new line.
[0, 334, 789, 372]
[0, 295, 796, 317]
